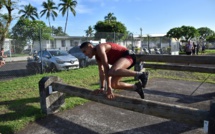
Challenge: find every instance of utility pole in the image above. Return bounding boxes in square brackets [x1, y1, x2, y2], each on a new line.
[140, 28, 142, 37]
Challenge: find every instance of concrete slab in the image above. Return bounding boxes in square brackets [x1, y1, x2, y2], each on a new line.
[16, 78, 215, 134]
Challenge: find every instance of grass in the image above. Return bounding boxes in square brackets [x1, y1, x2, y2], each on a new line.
[179, 48, 215, 55]
[0, 65, 215, 134]
[205, 49, 215, 55]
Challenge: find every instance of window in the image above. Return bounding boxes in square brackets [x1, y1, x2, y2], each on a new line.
[42, 51, 50, 58]
[70, 40, 73, 47]
[61, 40, 66, 47]
[51, 40, 55, 48]
[74, 41, 78, 46]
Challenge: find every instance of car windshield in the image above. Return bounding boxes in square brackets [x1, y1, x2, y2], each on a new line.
[69, 46, 82, 53]
[49, 50, 69, 56]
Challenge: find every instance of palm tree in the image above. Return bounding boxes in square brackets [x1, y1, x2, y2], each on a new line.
[58, 0, 77, 34]
[0, 0, 14, 48]
[40, 0, 58, 28]
[52, 26, 67, 36]
[104, 12, 117, 23]
[0, 1, 2, 9]
[18, 4, 39, 20]
[85, 26, 94, 37]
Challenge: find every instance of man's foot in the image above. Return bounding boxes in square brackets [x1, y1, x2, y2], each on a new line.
[135, 82, 144, 99]
[138, 72, 149, 88]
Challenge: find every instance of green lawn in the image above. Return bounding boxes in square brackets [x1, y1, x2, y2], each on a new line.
[0, 65, 215, 134]
[179, 48, 215, 55]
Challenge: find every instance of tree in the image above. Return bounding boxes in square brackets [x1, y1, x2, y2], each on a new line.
[40, 0, 58, 28]
[166, 25, 199, 42]
[52, 26, 67, 36]
[0, 1, 3, 9]
[11, 18, 52, 52]
[197, 27, 214, 39]
[0, 0, 17, 48]
[166, 27, 182, 41]
[58, 0, 77, 34]
[104, 12, 116, 23]
[18, 4, 39, 20]
[180, 25, 199, 41]
[85, 26, 94, 37]
[207, 35, 215, 42]
[94, 21, 127, 41]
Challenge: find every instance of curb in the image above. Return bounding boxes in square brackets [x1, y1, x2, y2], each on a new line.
[4, 56, 29, 62]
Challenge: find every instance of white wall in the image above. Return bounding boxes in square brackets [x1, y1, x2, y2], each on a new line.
[33, 40, 51, 51]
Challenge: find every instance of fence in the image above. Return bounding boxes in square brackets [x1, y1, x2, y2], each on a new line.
[39, 54, 215, 133]
[1, 28, 214, 80]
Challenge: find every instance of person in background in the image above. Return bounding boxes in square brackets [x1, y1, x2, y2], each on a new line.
[202, 44, 206, 53]
[0, 48, 7, 67]
[196, 42, 200, 55]
[80, 42, 149, 99]
[185, 41, 193, 55]
[192, 42, 197, 55]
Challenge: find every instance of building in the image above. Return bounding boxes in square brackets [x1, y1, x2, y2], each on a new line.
[32, 34, 179, 55]
[2, 38, 12, 55]
[33, 36, 106, 51]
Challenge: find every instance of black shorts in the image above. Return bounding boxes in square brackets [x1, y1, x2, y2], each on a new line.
[122, 50, 136, 69]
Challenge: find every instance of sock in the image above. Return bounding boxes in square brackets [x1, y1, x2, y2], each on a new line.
[136, 72, 142, 77]
[133, 84, 137, 90]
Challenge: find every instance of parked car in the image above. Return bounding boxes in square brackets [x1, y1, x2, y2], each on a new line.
[26, 52, 42, 74]
[22, 48, 32, 54]
[37, 49, 79, 72]
[68, 46, 97, 68]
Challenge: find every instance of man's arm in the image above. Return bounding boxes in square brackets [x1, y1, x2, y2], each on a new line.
[96, 44, 114, 99]
[97, 60, 106, 89]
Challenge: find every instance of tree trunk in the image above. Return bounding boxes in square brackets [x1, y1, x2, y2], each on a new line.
[0, 0, 13, 48]
[0, 36, 5, 49]
[64, 10, 69, 34]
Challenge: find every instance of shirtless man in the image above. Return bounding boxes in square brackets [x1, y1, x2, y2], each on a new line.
[80, 42, 149, 99]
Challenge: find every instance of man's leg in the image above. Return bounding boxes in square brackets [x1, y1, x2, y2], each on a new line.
[108, 57, 136, 77]
[109, 57, 149, 88]
[111, 76, 144, 99]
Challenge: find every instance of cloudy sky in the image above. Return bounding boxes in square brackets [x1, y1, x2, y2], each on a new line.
[1, 0, 215, 36]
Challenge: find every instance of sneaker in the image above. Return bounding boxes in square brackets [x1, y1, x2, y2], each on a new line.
[138, 72, 149, 88]
[135, 82, 144, 99]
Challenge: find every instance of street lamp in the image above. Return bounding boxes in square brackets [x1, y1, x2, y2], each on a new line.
[129, 33, 134, 51]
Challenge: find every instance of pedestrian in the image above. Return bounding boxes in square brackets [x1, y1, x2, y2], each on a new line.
[192, 42, 197, 55]
[0, 48, 7, 67]
[80, 42, 149, 99]
[185, 41, 193, 55]
[196, 42, 200, 55]
[202, 44, 206, 53]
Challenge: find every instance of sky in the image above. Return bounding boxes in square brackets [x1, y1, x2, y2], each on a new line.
[1, 0, 215, 36]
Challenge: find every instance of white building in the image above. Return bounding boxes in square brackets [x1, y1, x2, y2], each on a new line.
[2, 38, 12, 54]
[33, 36, 106, 51]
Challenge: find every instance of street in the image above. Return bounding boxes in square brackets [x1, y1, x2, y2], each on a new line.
[0, 61, 29, 81]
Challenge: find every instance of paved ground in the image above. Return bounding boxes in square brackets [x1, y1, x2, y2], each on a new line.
[16, 78, 215, 134]
[0, 61, 30, 81]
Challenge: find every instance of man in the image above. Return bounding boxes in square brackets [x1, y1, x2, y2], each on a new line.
[80, 42, 149, 99]
[0, 48, 7, 67]
[185, 41, 193, 55]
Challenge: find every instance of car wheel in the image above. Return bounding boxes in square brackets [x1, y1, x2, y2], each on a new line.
[79, 59, 87, 68]
[50, 63, 57, 72]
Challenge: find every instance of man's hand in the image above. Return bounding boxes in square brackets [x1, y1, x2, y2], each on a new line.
[92, 87, 115, 99]
[92, 88, 105, 95]
[106, 88, 115, 99]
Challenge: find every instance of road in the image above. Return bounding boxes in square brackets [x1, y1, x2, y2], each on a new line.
[0, 61, 30, 81]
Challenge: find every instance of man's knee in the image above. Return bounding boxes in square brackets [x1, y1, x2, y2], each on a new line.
[111, 82, 118, 89]
[108, 69, 117, 76]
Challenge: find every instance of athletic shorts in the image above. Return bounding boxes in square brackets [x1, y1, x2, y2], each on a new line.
[123, 51, 136, 69]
